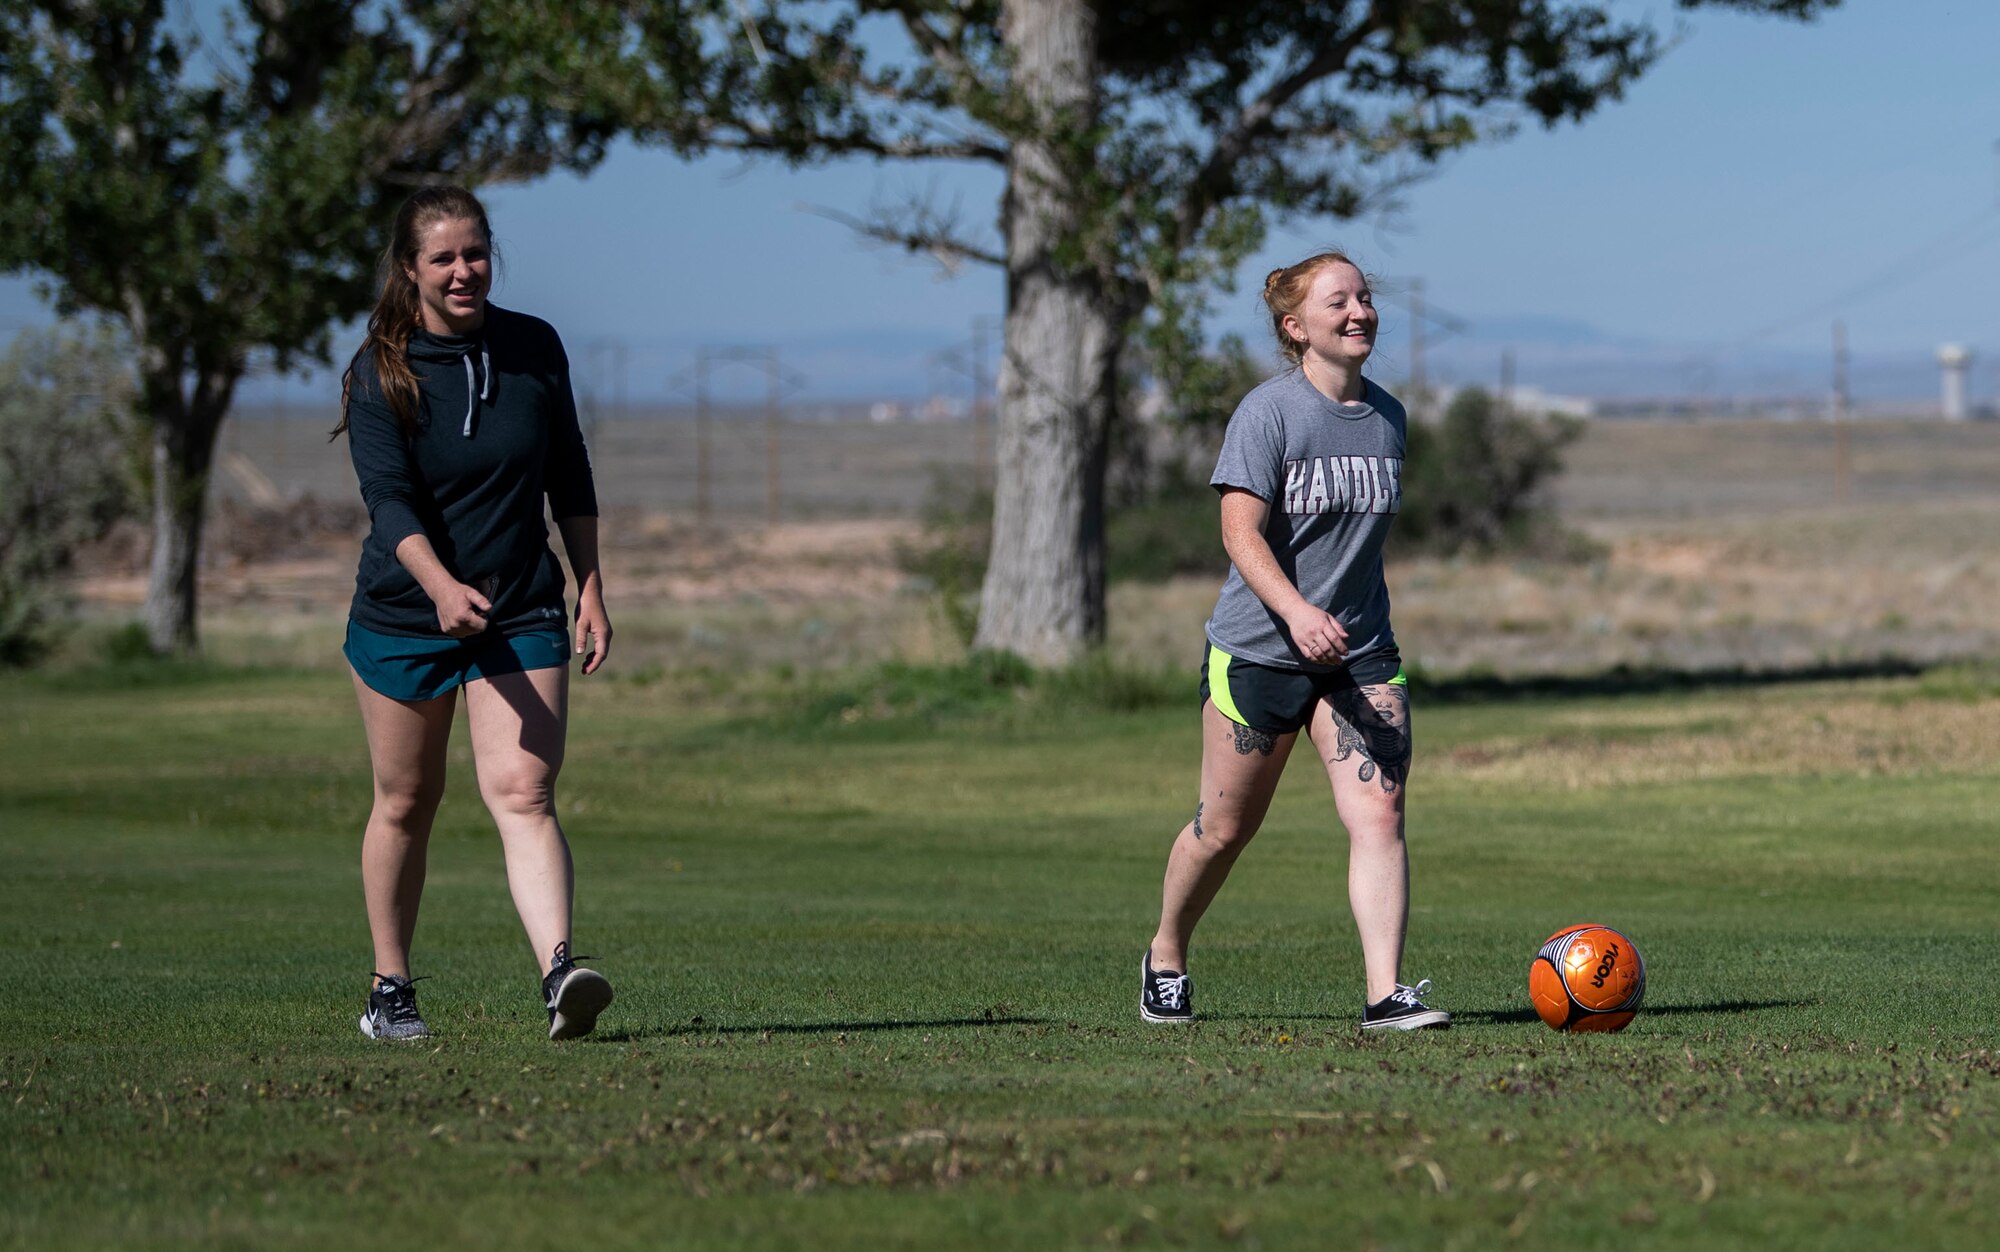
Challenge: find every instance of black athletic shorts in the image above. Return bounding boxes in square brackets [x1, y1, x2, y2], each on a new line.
[1200, 643, 1405, 734]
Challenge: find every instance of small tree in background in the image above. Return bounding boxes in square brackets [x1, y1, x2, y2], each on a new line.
[1396, 386, 1586, 557]
[0, 325, 136, 665]
[895, 469, 994, 650]
[0, 1, 642, 654]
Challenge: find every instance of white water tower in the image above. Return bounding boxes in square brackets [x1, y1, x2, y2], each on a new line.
[1937, 343, 1974, 420]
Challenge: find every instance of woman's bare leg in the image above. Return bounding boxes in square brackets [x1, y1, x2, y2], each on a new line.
[1306, 682, 1413, 1004]
[351, 669, 457, 980]
[1149, 701, 1297, 972]
[463, 664, 573, 974]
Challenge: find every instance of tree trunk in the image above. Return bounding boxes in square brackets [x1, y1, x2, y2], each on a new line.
[974, 0, 1120, 667]
[142, 366, 236, 655]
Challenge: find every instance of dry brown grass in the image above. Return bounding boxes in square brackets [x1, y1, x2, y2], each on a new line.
[1384, 499, 2000, 676]
[70, 416, 2000, 678]
[1426, 677, 2000, 788]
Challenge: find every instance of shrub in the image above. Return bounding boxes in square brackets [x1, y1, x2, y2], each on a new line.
[0, 326, 137, 665]
[1106, 459, 1227, 584]
[1395, 386, 1591, 559]
[894, 468, 992, 649]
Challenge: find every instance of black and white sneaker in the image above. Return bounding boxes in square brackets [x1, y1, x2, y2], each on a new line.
[359, 973, 431, 1041]
[541, 941, 613, 1041]
[1361, 979, 1450, 1032]
[1140, 950, 1194, 1024]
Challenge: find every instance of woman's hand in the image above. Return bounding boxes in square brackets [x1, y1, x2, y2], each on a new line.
[1282, 604, 1349, 665]
[574, 590, 612, 675]
[392, 535, 488, 638]
[432, 582, 492, 637]
[1218, 489, 1350, 666]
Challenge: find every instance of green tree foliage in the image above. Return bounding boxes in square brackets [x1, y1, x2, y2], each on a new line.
[0, 1, 644, 653]
[614, 0, 1838, 662]
[0, 325, 136, 665]
[1396, 386, 1585, 557]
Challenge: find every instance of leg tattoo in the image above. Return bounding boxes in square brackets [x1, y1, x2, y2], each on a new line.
[1323, 684, 1412, 794]
[1192, 801, 1205, 839]
[1231, 722, 1278, 757]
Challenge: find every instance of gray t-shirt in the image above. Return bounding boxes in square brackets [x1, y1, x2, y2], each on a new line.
[1203, 369, 1407, 672]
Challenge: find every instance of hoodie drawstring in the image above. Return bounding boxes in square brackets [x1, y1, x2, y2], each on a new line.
[460, 345, 492, 437]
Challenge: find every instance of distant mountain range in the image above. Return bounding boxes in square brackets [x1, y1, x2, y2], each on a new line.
[175, 317, 2000, 415]
[1380, 314, 1987, 410]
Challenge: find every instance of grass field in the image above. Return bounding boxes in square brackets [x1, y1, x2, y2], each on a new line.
[5, 657, 1998, 1249]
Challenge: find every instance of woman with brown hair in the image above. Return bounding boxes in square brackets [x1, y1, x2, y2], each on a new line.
[336, 186, 613, 1042]
[1140, 251, 1447, 1032]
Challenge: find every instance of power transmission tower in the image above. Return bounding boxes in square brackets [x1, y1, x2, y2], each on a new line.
[1408, 277, 1425, 415]
[971, 314, 999, 490]
[692, 351, 712, 524]
[932, 314, 1003, 489]
[1831, 319, 1851, 502]
[686, 346, 804, 526]
[1830, 319, 1850, 422]
[1377, 277, 1466, 420]
[580, 337, 630, 440]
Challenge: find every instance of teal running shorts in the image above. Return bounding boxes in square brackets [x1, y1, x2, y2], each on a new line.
[344, 620, 569, 702]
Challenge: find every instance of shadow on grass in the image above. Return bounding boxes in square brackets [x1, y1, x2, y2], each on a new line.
[594, 1015, 1047, 1042]
[1194, 999, 1812, 1028]
[1421, 658, 1926, 705]
[1451, 998, 1812, 1026]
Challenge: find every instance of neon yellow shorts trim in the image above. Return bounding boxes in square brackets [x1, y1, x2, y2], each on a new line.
[1200, 643, 1405, 732]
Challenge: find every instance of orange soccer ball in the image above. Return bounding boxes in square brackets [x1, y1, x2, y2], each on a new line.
[1528, 924, 1646, 1032]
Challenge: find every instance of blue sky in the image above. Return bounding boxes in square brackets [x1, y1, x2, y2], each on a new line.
[6, 0, 1997, 405]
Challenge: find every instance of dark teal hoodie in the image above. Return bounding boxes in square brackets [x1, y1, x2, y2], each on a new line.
[344, 305, 598, 638]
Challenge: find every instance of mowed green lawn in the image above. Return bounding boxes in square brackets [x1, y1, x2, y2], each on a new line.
[3, 661, 1997, 1250]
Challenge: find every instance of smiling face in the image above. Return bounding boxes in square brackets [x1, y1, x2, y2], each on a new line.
[404, 216, 491, 335]
[1281, 261, 1377, 370]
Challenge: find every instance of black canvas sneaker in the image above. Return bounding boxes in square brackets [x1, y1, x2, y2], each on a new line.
[541, 941, 613, 1041]
[1361, 979, 1450, 1031]
[1140, 950, 1195, 1024]
[359, 973, 431, 1041]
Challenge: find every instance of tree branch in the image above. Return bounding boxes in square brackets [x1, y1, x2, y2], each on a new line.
[1169, 4, 1385, 258]
[366, 12, 483, 181]
[687, 114, 1006, 163]
[895, 7, 993, 107]
[803, 201, 1005, 273]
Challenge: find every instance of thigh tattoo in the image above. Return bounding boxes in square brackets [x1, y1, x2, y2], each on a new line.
[1232, 722, 1278, 757]
[1323, 684, 1411, 794]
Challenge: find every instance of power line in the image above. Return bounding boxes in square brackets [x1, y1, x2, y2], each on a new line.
[1375, 279, 1470, 340]
[1730, 206, 2000, 350]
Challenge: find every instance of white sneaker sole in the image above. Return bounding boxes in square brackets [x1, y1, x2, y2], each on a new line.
[358, 1013, 429, 1041]
[1139, 953, 1194, 1024]
[547, 968, 614, 1041]
[1361, 1009, 1451, 1032]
